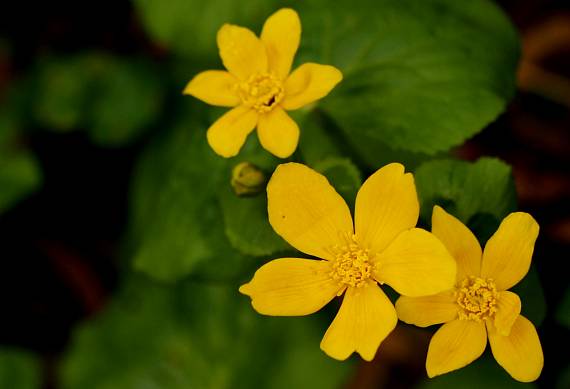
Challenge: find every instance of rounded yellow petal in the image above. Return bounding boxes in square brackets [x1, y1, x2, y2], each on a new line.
[395, 290, 458, 327]
[355, 163, 419, 255]
[426, 319, 487, 378]
[257, 107, 299, 158]
[320, 282, 397, 361]
[206, 106, 258, 158]
[217, 24, 268, 79]
[374, 228, 456, 297]
[267, 163, 353, 260]
[261, 8, 301, 79]
[281, 63, 343, 110]
[432, 205, 482, 281]
[183, 70, 240, 107]
[487, 315, 543, 382]
[494, 291, 521, 336]
[480, 212, 539, 291]
[239, 258, 342, 316]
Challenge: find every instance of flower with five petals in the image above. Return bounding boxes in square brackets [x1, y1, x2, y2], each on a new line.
[184, 8, 343, 158]
[396, 206, 543, 382]
[240, 163, 456, 361]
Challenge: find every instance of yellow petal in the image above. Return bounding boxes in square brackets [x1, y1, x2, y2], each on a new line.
[395, 290, 458, 327]
[480, 212, 539, 291]
[374, 228, 456, 297]
[206, 105, 258, 158]
[432, 205, 482, 281]
[217, 24, 267, 79]
[355, 163, 419, 255]
[257, 107, 299, 158]
[281, 63, 343, 110]
[183, 70, 240, 107]
[426, 319, 487, 378]
[267, 163, 353, 260]
[320, 282, 397, 361]
[487, 315, 543, 382]
[239, 258, 341, 316]
[494, 291, 521, 336]
[261, 8, 301, 79]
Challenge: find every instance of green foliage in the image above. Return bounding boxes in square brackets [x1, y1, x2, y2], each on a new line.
[314, 158, 362, 209]
[32, 54, 165, 146]
[0, 110, 41, 214]
[220, 187, 289, 257]
[61, 276, 351, 389]
[297, 0, 519, 156]
[417, 353, 536, 389]
[414, 157, 517, 227]
[127, 112, 240, 282]
[0, 349, 41, 389]
[133, 0, 277, 62]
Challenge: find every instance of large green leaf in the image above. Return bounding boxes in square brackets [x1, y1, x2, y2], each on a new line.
[127, 113, 237, 281]
[133, 0, 277, 62]
[61, 276, 352, 389]
[414, 157, 517, 228]
[32, 54, 164, 146]
[0, 348, 41, 389]
[556, 286, 570, 329]
[297, 0, 519, 155]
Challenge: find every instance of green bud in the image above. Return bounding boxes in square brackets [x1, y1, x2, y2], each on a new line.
[231, 162, 267, 196]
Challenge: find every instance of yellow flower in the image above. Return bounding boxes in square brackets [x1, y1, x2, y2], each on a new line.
[239, 163, 456, 361]
[183, 8, 343, 159]
[396, 206, 543, 382]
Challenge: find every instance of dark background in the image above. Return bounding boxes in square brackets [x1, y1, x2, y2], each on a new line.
[1, 1, 569, 388]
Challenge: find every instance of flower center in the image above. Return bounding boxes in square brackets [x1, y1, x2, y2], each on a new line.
[330, 235, 372, 288]
[236, 72, 284, 113]
[456, 276, 498, 321]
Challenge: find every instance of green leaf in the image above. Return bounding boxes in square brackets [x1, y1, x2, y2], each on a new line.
[417, 352, 536, 389]
[414, 157, 517, 227]
[298, 0, 519, 155]
[32, 56, 90, 132]
[127, 114, 239, 282]
[0, 149, 41, 214]
[133, 0, 277, 61]
[220, 187, 289, 257]
[313, 158, 362, 209]
[85, 58, 165, 147]
[61, 276, 352, 389]
[32, 54, 164, 146]
[0, 348, 41, 389]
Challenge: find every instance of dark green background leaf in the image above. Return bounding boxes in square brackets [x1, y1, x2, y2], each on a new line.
[0, 348, 41, 389]
[61, 276, 352, 389]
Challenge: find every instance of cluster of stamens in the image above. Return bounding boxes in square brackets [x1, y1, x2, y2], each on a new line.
[235, 72, 284, 113]
[330, 235, 372, 289]
[456, 276, 498, 321]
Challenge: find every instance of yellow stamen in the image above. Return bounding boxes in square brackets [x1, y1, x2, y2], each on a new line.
[456, 276, 498, 322]
[235, 72, 284, 113]
[330, 235, 372, 290]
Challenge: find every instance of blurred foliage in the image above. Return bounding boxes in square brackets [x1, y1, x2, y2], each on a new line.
[0, 348, 41, 389]
[31, 53, 165, 146]
[61, 276, 352, 389]
[557, 287, 570, 329]
[0, 104, 41, 214]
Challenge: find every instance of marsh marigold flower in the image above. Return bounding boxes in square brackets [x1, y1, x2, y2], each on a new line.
[239, 163, 456, 361]
[396, 206, 543, 382]
[184, 8, 342, 158]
